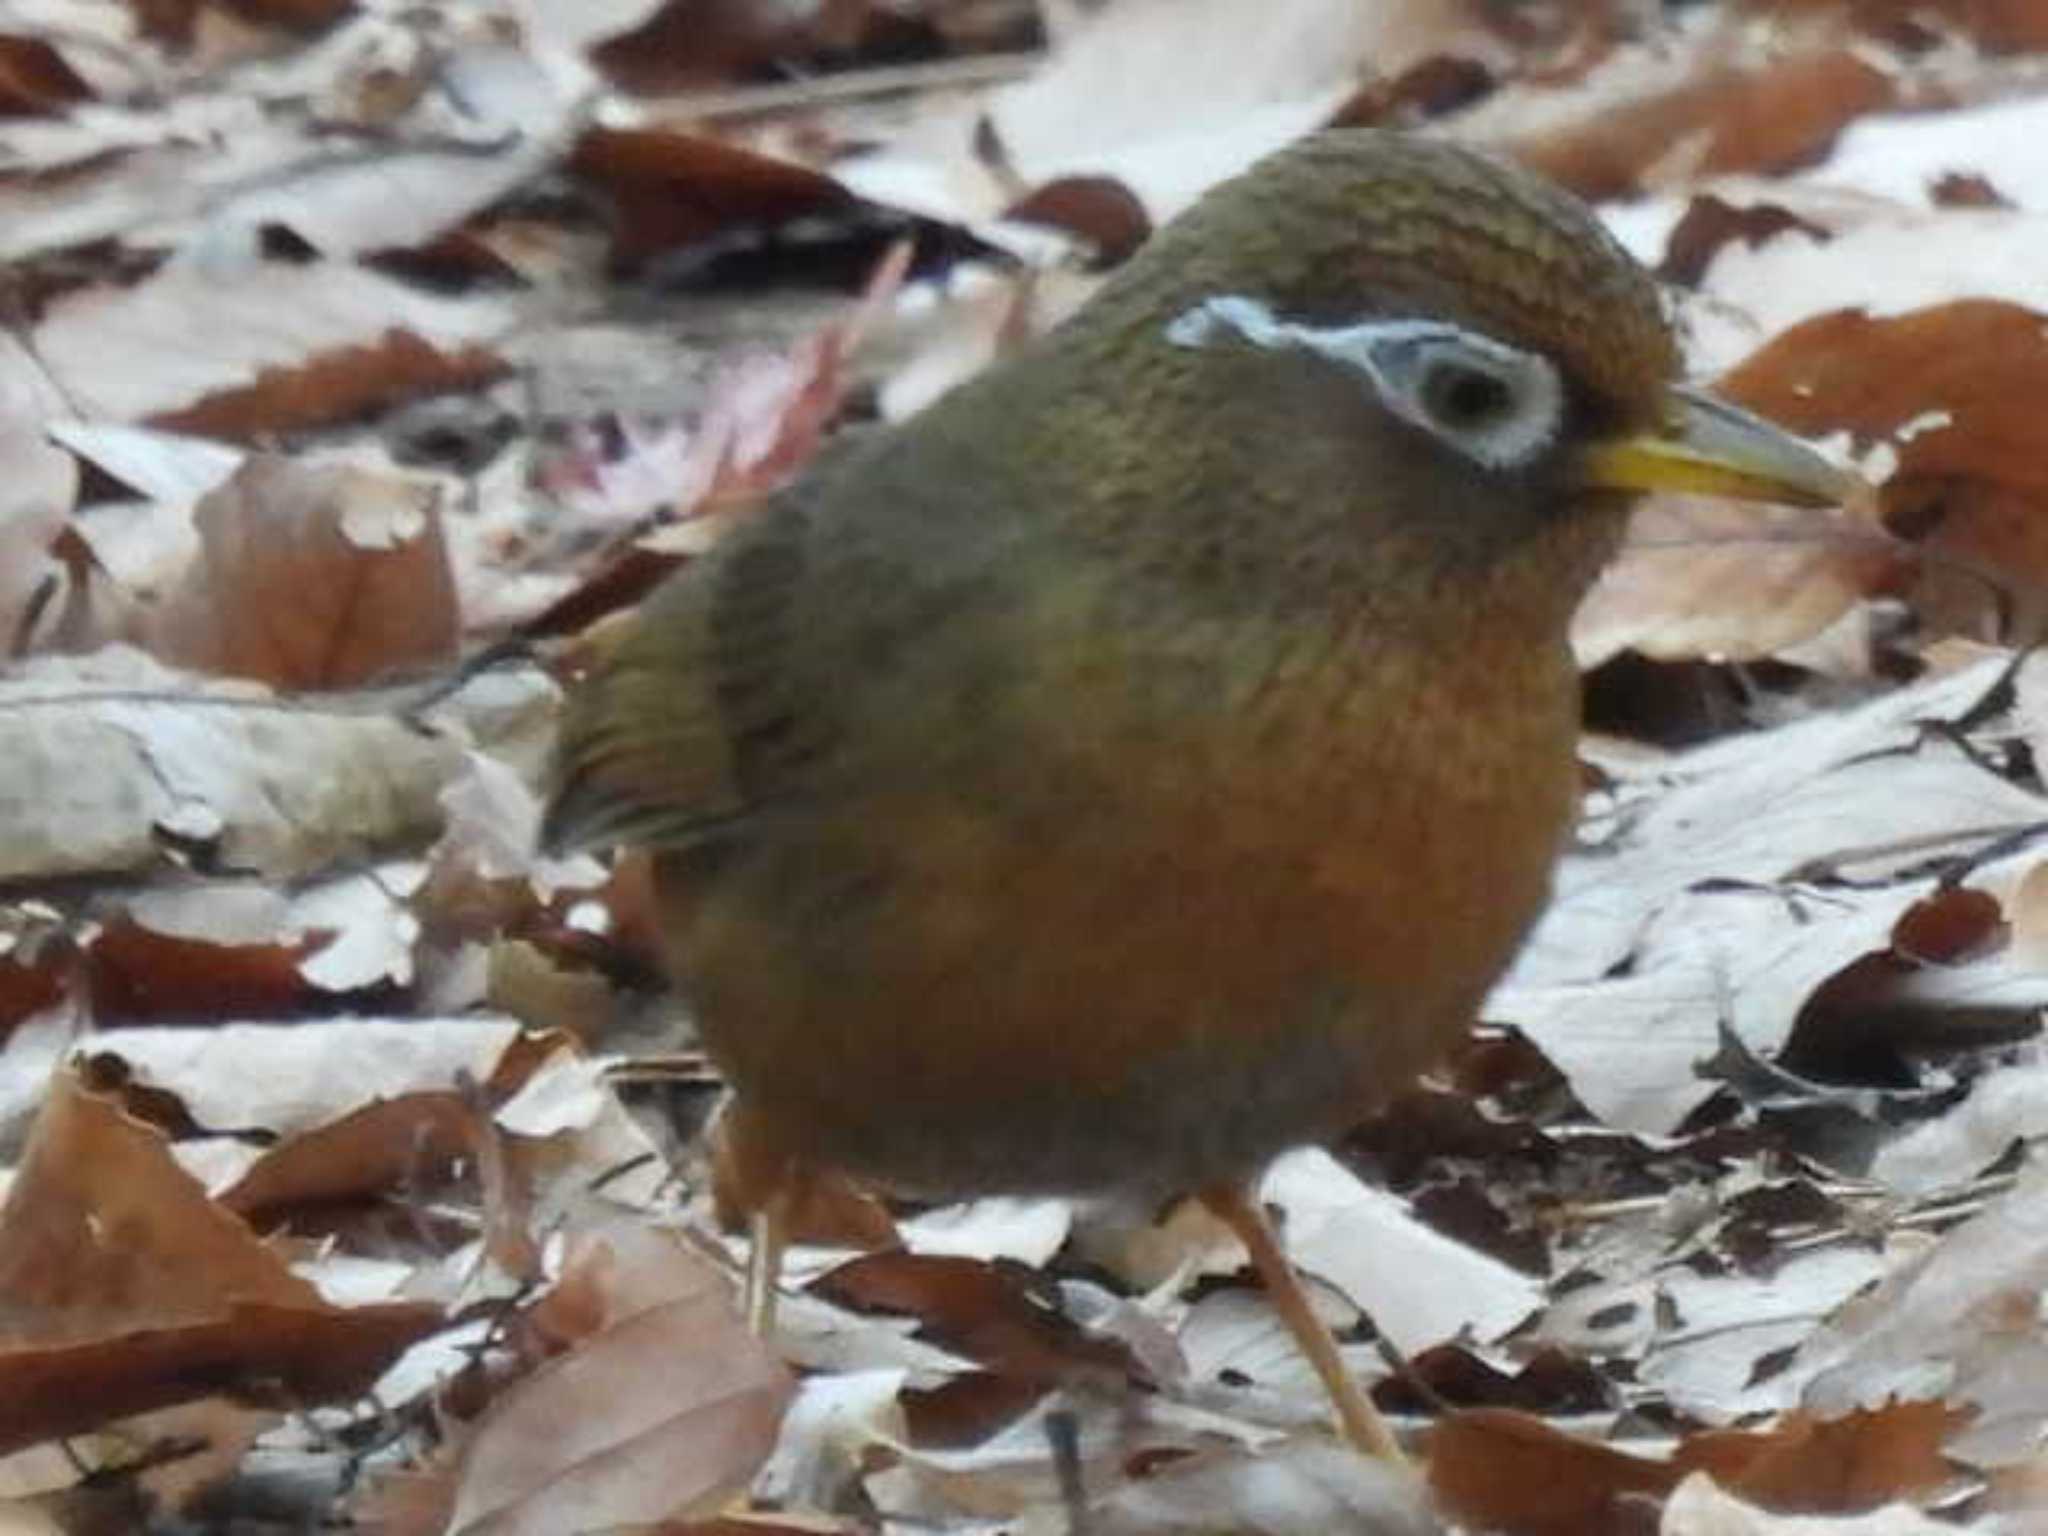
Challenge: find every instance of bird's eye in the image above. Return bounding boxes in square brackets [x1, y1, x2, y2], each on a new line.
[1419, 361, 1516, 431]
[1165, 297, 1565, 472]
[1368, 329, 1564, 472]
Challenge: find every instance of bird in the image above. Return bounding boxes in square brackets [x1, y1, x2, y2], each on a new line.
[543, 129, 1852, 1462]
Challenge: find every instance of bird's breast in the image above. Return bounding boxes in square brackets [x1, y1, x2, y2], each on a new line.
[667, 606, 1584, 1198]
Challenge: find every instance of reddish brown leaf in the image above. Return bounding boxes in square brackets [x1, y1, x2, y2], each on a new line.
[1678, 1402, 1965, 1513]
[0, 36, 92, 116]
[217, 1091, 482, 1218]
[568, 127, 853, 271]
[1930, 170, 2013, 208]
[1892, 886, 2007, 966]
[0, 950, 68, 1037]
[1658, 193, 1832, 288]
[590, 0, 877, 94]
[1743, 0, 2048, 51]
[0, 1300, 440, 1455]
[810, 1252, 1140, 1387]
[1428, 1408, 1678, 1536]
[145, 454, 460, 689]
[0, 1069, 440, 1453]
[1720, 300, 2048, 639]
[84, 912, 324, 1026]
[1508, 46, 1894, 200]
[1004, 176, 1152, 264]
[151, 330, 506, 442]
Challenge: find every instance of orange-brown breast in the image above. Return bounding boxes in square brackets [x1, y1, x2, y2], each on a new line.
[656, 560, 1583, 1200]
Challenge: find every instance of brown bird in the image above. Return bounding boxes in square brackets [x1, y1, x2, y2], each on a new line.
[544, 130, 1851, 1460]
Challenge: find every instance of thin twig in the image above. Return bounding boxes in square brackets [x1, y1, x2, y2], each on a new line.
[645, 51, 1042, 121]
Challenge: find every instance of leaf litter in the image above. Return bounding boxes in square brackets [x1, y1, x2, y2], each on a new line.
[8, 2, 2048, 1533]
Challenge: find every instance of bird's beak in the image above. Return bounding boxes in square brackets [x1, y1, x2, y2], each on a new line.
[1574, 384, 1858, 507]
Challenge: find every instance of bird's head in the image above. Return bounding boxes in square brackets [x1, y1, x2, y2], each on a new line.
[1026, 130, 1853, 613]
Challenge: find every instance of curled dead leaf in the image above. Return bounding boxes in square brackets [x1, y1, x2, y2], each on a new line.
[0, 1068, 441, 1454]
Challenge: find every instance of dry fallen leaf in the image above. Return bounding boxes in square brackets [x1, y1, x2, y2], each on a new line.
[837, 0, 1507, 229]
[1685, 1402, 1963, 1514]
[1574, 486, 1904, 669]
[1799, 1154, 2048, 1463]
[569, 126, 855, 271]
[0, 647, 479, 883]
[442, 1229, 793, 1535]
[1500, 39, 1894, 200]
[1719, 301, 2048, 640]
[0, 1068, 441, 1454]
[1660, 1472, 1954, 1535]
[1092, 1435, 1437, 1535]
[1430, 1409, 1677, 1536]
[31, 256, 508, 434]
[0, 425, 76, 656]
[1262, 1149, 1542, 1356]
[1494, 656, 2042, 1134]
[145, 454, 460, 688]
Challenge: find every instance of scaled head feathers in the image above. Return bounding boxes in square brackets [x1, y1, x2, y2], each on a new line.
[1099, 130, 1679, 433]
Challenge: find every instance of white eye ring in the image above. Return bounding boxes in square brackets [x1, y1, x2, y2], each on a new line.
[1167, 295, 1565, 472]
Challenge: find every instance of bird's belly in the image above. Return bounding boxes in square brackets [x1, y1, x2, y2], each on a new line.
[664, 729, 1572, 1198]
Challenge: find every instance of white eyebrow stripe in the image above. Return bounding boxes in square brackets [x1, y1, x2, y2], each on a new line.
[1166, 295, 1464, 366]
[1165, 293, 1564, 472]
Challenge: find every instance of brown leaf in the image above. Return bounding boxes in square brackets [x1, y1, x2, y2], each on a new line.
[1719, 301, 2048, 640]
[1574, 490, 1905, 669]
[568, 127, 854, 272]
[1505, 45, 1894, 200]
[445, 1230, 791, 1535]
[146, 455, 459, 688]
[1930, 171, 2012, 209]
[811, 1252, 1140, 1388]
[153, 330, 507, 443]
[84, 911, 322, 1026]
[1429, 1408, 1677, 1536]
[1658, 194, 1832, 289]
[1679, 1403, 1964, 1513]
[0, 1301, 440, 1458]
[0, 1069, 440, 1453]
[590, 0, 876, 94]
[217, 1091, 484, 1219]
[1003, 176, 1152, 264]
[0, 36, 93, 115]
[0, 949, 67, 1037]
[33, 259, 509, 432]
[1891, 886, 2006, 966]
[1743, 0, 2048, 52]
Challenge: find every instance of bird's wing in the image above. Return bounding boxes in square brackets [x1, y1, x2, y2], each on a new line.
[541, 493, 826, 854]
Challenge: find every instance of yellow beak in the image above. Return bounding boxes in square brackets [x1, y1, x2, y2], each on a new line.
[1575, 385, 1858, 507]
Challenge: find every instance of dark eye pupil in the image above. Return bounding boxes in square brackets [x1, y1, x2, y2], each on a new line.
[1429, 366, 1511, 426]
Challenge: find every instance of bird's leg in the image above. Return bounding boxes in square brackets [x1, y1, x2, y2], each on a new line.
[1198, 1181, 1408, 1464]
[715, 1098, 802, 1336]
[744, 1180, 791, 1336]
[1044, 1405, 1094, 1536]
